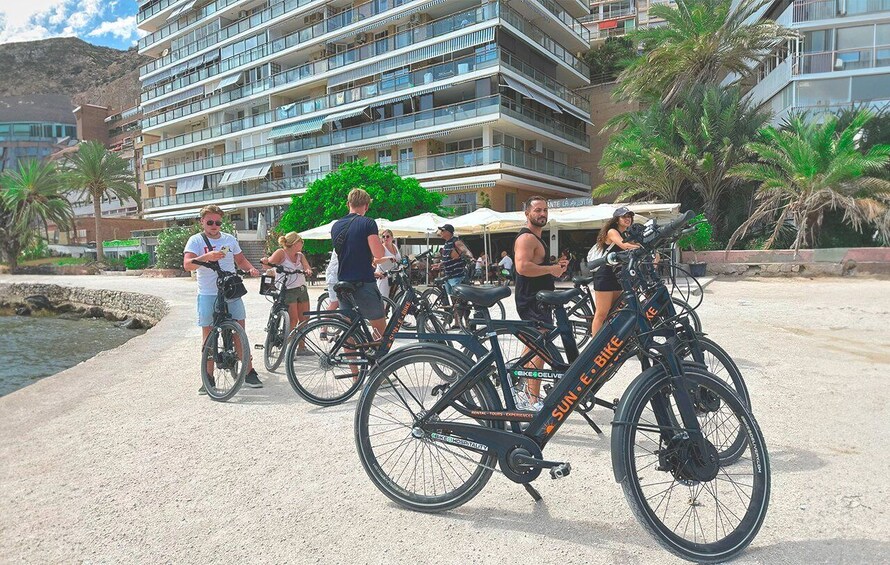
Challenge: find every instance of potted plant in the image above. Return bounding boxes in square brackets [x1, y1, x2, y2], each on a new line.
[677, 213, 712, 277]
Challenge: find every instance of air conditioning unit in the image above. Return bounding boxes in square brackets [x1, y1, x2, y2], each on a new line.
[355, 32, 368, 44]
[530, 140, 544, 155]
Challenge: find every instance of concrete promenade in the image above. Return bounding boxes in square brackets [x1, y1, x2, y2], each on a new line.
[1, 274, 888, 563]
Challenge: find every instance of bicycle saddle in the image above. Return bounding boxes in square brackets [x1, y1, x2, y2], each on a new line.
[451, 284, 510, 307]
[434, 276, 448, 285]
[572, 274, 594, 285]
[334, 281, 360, 294]
[536, 287, 581, 306]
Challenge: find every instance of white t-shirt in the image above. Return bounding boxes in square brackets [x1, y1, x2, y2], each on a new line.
[184, 231, 242, 295]
[498, 256, 513, 270]
[325, 250, 339, 284]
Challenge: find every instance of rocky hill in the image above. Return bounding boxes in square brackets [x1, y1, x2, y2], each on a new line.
[0, 37, 146, 112]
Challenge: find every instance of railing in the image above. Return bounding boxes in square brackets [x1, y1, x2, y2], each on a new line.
[533, 0, 591, 42]
[500, 98, 589, 147]
[142, 145, 589, 210]
[144, 49, 587, 157]
[141, 4, 501, 125]
[791, 0, 890, 21]
[579, 6, 636, 23]
[143, 173, 324, 209]
[588, 24, 632, 40]
[145, 51, 500, 156]
[138, 0, 185, 23]
[139, 0, 245, 51]
[794, 45, 890, 74]
[501, 4, 590, 77]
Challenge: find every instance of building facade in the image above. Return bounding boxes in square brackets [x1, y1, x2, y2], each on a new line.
[743, 0, 890, 122]
[581, 0, 674, 44]
[0, 95, 77, 173]
[136, 0, 594, 233]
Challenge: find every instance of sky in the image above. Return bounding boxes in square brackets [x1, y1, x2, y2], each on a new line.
[0, 0, 145, 50]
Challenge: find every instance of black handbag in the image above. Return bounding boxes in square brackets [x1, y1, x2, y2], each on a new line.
[201, 233, 248, 300]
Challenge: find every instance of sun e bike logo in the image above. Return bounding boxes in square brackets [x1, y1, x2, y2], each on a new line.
[385, 300, 412, 349]
[548, 335, 625, 428]
[645, 306, 659, 321]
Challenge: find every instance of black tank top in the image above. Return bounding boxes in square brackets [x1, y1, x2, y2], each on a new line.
[514, 228, 553, 312]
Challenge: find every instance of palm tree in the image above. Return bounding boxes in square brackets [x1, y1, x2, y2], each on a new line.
[0, 159, 73, 273]
[63, 141, 138, 261]
[728, 110, 890, 253]
[615, 0, 797, 106]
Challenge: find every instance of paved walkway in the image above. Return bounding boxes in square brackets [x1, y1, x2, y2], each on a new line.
[1, 274, 888, 563]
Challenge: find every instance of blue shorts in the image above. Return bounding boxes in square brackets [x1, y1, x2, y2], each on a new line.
[443, 276, 464, 295]
[197, 294, 245, 327]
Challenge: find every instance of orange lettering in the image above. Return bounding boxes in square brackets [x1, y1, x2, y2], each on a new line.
[580, 374, 592, 385]
[552, 409, 563, 421]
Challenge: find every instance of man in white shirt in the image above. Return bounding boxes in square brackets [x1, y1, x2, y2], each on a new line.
[183, 204, 261, 393]
[497, 250, 514, 285]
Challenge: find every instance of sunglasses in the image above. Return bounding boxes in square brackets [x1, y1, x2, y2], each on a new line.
[205, 220, 222, 226]
[382, 235, 392, 239]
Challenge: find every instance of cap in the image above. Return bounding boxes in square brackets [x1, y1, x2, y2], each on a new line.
[613, 206, 634, 218]
[437, 223, 455, 233]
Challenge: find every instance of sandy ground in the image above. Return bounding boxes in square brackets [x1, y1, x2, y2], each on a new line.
[0, 274, 888, 564]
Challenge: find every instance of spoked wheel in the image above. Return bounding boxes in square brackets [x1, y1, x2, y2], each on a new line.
[354, 346, 502, 512]
[420, 287, 453, 328]
[284, 317, 365, 406]
[462, 298, 507, 331]
[381, 296, 397, 322]
[317, 291, 331, 311]
[200, 320, 249, 402]
[671, 297, 702, 333]
[612, 367, 770, 563]
[263, 310, 290, 372]
[561, 295, 594, 352]
[677, 337, 750, 464]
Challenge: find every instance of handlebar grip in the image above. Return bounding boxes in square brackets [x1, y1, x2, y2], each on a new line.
[660, 210, 697, 240]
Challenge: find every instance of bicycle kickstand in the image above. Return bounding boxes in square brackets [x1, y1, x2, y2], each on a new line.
[524, 483, 543, 503]
[577, 409, 604, 435]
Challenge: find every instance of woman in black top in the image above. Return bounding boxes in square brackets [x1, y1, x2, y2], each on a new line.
[591, 207, 640, 335]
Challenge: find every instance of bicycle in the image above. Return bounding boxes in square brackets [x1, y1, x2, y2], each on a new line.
[192, 260, 252, 402]
[421, 260, 506, 329]
[284, 256, 448, 406]
[256, 262, 305, 372]
[354, 211, 770, 563]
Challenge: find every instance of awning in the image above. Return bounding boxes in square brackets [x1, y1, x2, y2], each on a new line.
[268, 117, 325, 140]
[503, 76, 562, 114]
[142, 85, 203, 113]
[166, 0, 197, 21]
[218, 163, 272, 187]
[202, 50, 220, 65]
[322, 106, 368, 124]
[215, 71, 243, 91]
[372, 83, 452, 107]
[175, 175, 205, 194]
[327, 0, 448, 42]
[186, 54, 204, 70]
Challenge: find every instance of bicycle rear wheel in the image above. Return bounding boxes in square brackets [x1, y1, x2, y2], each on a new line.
[284, 317, 365, 406]
[672, 297, 702, 333]
[263, 310, 290, 372]
[355, 346, 502, 512]
[317, 292, 331, 311]
[201, 320, 249, 402]
[612, 367, 770, 563]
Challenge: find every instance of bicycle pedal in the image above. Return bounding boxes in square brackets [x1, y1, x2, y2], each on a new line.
[254, 344, 264, 350]
[550, 462, 571, 480]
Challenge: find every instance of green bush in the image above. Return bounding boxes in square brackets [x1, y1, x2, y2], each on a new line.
[55, 257, 90, 266]
[125, 252, 151, 270]
[19, 239, 50, 261]
[154, 220, 236, 269]
[677, 213, 714, 260]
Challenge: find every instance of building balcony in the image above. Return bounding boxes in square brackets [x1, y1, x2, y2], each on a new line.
[145, 94, 588, 183]
[138, 0, 199, 32]
[139, 0, 252, 53]
[143, 50, 587, 158]
[142, 144, 589, 212]
[510, 0, 591, 47]
[501, 3, 590, 80]
[579, 7, 636, 23]
[792, 0, 890, 23]
[745, 56, 793, 107]
[794, 45, 890, 75]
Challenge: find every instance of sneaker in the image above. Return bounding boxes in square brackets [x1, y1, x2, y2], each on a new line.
[244, 369, 263, 388]
[513, 389, 533, 410]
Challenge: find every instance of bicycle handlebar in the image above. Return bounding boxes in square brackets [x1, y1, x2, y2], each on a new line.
[191, 259, 251, 276]
[264, 262, 305, 275]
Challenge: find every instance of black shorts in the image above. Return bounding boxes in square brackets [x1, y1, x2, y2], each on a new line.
[517, 302, 553, 325]
[593, 268, 622, 292]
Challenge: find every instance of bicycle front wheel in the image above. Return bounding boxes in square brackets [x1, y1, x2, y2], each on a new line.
[612, 367, 770, 563]
[284, 317, 365, 406]
[317, 291, 331, 311]
[201, 320, 249, 402]
[263, 310, 290, 372]
[355, 346, 502, 512]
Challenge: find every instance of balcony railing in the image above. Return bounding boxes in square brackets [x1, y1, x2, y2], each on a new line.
[142, 4, 500, 126]
[139, 0, 245, 51]
[143, 173, 324, 209]
[579, 7, 637, 23]
[143, 145, 588, 210]
[144, 50, 586, 157]
[146, 94, 588, 182]
[533, 0, 591, 42]
[501, 4, 590, 77]
[138, 0, 179, 23]
[794, 45, 890, 74]
[792, 0, 890, 22]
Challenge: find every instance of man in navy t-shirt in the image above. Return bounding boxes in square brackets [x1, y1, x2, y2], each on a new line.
[330, 188, 386, 338]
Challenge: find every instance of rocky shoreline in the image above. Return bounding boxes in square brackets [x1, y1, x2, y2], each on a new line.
[0, 283, 168, 329]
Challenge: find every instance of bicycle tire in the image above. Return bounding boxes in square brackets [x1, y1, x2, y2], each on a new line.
[672, 297, 702, 333]
[263, 310, 290, 372]
[561, 295, 594, 352]
[200, 320, 249, 402]
[420, 287, 452, 327]
[284, 317, 365, 406]
[317, 291, 331, 311]
[381, 296, 397, 322]
[355, 345, 502, 512]
[612, 366, 770, 563]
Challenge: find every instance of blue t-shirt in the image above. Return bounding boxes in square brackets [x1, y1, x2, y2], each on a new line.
[331, 213, 378, 283]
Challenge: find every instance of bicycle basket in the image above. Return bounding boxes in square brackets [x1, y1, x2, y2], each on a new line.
[258, 274, 277, 296]
[221, 272, 248, 300]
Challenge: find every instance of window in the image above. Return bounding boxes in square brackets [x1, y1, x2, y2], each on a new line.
[505, 193, 517, 212]
[851, 74, 890, 101]
[836, 25, 873, 50]
[290, 162, 308, 177]
[378, 149, 392, 164]
[803, 29, 833, 53]
[796, 78, 850, 107]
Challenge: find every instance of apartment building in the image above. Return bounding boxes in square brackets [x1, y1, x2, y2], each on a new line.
[136, 0, 594, 235]
[0, 95, 77, 172]
[743, 0, 890, 122]
[581, 0, 674, 43]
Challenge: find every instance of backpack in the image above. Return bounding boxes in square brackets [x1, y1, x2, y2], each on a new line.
[587, 243, 607, 273]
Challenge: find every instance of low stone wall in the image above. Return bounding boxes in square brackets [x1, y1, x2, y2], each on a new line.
[682, 247, 890, 277]
[0, 283, 168, 327]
